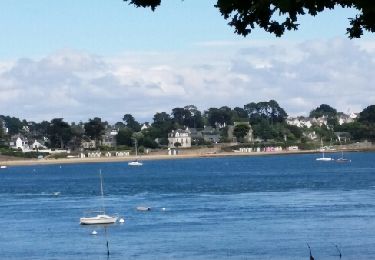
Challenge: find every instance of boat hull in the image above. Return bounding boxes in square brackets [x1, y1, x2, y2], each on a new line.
[128, 161, 143, 166]
[80, 215, 117, 225]
[316, 158, 333, 161]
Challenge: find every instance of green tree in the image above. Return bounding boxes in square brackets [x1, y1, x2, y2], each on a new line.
[0, 115, 24, 135]
[244, 100, 287, 124]
[205, 106, 232, 127]
[152, 112, 174, 138]
[84, 117, 105, 146]
[48, 118, 72, 149]
[116, 128, 133, 146]
[310, 104, 337, 118]
[123, 114, 141, 132]
[184, 105, 204, 128]
[359, 105, 375, 123]
[233, 124, 250, 142]
[171, 107, 191, 127]
[123, 1, 375, 38]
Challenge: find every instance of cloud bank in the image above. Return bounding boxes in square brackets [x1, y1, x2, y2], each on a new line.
[0, 38, 374, 123]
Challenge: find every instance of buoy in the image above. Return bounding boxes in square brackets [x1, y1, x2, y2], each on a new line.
[119, 218, 125, 223]
[91, 230, 98, 235]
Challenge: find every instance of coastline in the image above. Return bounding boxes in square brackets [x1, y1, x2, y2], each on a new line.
[1, 148, 372, 167]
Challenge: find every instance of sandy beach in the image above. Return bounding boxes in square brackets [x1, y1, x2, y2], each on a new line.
[0, 149, 348, 167]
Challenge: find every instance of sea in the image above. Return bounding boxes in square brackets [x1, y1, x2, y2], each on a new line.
[1, 152, 375, 260]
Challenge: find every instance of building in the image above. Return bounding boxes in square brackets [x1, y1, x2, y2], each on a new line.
[168, 129, 191, 148]
[101, 128, 118, 147]
[201, 126, 221, 143]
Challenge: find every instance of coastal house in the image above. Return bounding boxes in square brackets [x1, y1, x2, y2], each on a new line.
[81, 139, 96, 149]
[31, 139, 47, 150]
[168, 129, 191, 148]
[286, 117, 313, 128]
[334, 132, 351, 143]
[201, 126, 221, 143]
[337, 113, 355, 125]
[101, 128, 118, 147]
[9, 135, 29, 151]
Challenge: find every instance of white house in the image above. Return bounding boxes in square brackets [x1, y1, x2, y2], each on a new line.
[286, 117, 312, 128]
[168, 129, 191, 148]
[11, 136, 29, 151]
[31, 140, 46, 150]
[141, 123, 151, 131]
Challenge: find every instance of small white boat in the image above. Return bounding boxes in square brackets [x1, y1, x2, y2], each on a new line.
[128, 139, 143, 166]
[316, 157, 333, 161]
[128, 160, 143, 166]
[0, 165, 7, 169]
[80, 213, 118, 225]
[80, 171, 118, 225]
[316, 139, 333, 161]
[336, 151, 351, 163]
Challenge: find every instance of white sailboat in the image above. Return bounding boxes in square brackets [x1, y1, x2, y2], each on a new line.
[128, 139, 143, 166]
[316, 139, 333, 161]
[336, 150, 351, 163]
[80, 171, 118, 225]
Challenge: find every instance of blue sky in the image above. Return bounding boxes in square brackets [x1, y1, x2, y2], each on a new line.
[0, 1, 374, 123]
[0, 0, 364, 58]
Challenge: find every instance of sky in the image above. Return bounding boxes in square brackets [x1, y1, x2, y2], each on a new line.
[0, 0, 374, 123]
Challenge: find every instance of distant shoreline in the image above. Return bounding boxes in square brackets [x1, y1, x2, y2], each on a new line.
[1, 148, 373, 167]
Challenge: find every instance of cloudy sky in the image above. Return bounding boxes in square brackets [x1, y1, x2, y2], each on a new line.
[0, 0, 374, 123]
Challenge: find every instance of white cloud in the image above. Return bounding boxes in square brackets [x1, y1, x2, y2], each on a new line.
[0, 38, 374, 123]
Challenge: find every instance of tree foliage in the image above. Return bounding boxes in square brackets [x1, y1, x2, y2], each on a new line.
[48, 118, 72, 148]
[309, 104, 337, 118]
[244, 100, 287, 124]
[359, 105, 375, 123]
[233, 124, 250, 142]
[84, 117, 105, 145]
[123, 0, 375, 38]
[123, 114, 141, 132]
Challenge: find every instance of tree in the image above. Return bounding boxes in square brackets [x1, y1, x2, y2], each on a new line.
[123, 114, 141, 132]
[244, 100, 287, 124]
[84, 117, 105, 146]
[0, 115, 24, 135]
[184, 105, 204, 128]
[171, 107, 191, 127]
[233, 124, 250, 142]
[152, 112, 174, 138]
[359, 105, 375, 124]
[48, 118, 72, 149]
[123, 0, 375, 38]
[205, 107, 232, 127]
[116, 128, 133, 146]
[310, 104, 337, 118]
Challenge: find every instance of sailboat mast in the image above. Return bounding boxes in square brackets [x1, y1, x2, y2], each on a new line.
[135, 139, 138, 157]
[99, 170, 105, 214]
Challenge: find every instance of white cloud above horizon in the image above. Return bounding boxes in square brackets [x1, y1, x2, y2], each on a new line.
[0, 38, 374, 124]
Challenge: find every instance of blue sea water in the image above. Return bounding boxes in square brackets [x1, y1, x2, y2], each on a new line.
[1, 152, 375, 259]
